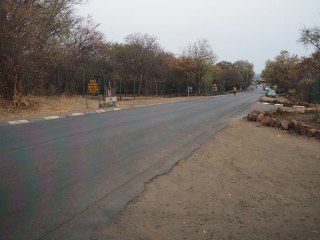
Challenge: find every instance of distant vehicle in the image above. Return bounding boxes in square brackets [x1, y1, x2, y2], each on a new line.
[266, 89, 276, 98]
[264, 86, 271, 91]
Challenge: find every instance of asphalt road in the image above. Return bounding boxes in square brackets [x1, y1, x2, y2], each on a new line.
[0, 90, 262, 240]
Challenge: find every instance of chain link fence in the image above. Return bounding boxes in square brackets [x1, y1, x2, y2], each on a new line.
[1, 68, 227, 100]
[306, 76, 320, 104]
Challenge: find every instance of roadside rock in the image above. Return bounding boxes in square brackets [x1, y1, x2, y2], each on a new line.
[301, 124, 312, 136]
[305, 107, 318, 113]
[264, 109, 277, 116]
[257, 112, 265, 122]
[270, 118, 276, 127]
[307, 128, 317, 138]
[315, 130, 320, 140]
[275, 119, 281, 128]
[289, 119, 298, 132]
[296, 108, 305, 114]
[263, 116, 271, 126]
[296, 121, 303, 135]
[280, 120, 289, 130]
[290, 119, 298, 127]
[247, 111, 260, 121]
[246, 108, 320, 140]
[276, 107, 284, 115]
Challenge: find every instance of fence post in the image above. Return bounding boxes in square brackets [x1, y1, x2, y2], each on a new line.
[145, 79, 147, 100]
[57, 66, 60, 96]
[82, 69, 85, 98]
[24, 76, 27, 96]
[134, 79, 136, 100]
[120, 78, 122, 101]
[98, 78, 101, 108]
[103, 74, 106, 98]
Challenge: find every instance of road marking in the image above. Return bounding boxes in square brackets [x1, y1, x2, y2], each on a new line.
[8, 120, 29, 125]
[71, 113, 85, 116]
[293, 105, 305, 108]
[44, 116, 60, 120]
[96, 110, 106, 113]
[113, 108, 121, 111]
[262, 102, 270, 105]
[274, 104, 284, 106]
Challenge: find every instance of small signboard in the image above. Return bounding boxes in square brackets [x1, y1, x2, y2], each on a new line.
[288, 89, 296, 95]
[213, 83, 218, 92]
[88, 79, 99, 95]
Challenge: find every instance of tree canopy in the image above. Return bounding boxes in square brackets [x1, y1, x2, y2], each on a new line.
[260, 24, 320, 103]
[0, 1, 256, 101]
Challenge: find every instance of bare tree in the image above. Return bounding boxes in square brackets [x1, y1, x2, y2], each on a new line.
[182, 39, 217, 94]
[299, 26, 320, 51]
[124, 33, 161, 95]
[0, 0, 84, 101]
[59, 16, 104, 94]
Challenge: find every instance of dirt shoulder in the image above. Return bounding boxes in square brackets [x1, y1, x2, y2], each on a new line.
[97, 119, 320, 240]
[0, 95, 206, 121]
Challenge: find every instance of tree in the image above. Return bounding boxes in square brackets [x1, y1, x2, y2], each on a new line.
[0, 0, 84, 101]
[124, 33, 161, 95]
[299, 26, 320, 51]
[182, 39, 217, 95]
[216, 61, 242, 91]
[261, 50, 299, 89]
[233, 60, 255, 89]
[59, 16, 104, 94]
[296, 25, 320, 102]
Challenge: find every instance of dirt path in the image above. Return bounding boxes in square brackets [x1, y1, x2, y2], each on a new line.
[96, 119, 320, 240]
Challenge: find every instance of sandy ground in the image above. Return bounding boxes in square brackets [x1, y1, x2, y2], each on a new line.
[0, 95, 206, 121]
[96, 119, 320, 240]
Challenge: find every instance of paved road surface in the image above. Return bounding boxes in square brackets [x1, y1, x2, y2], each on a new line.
[0, 90, 261, 240]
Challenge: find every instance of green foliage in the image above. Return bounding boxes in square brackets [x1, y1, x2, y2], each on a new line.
[261, 50, 299, 89]
[215, 60, 254, 91]
[233, 60, 255, 88]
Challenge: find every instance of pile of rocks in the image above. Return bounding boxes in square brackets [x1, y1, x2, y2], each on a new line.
[246, 108, 320, 140]
[258, 96, 309, 107]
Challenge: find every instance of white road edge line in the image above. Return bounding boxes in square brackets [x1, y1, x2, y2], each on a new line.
[96, 110, 106, 113]
[44, 116, 60, 120]
[262, 102, 270, 105]
[8, 120, 29, 125]
[113, 108, 121, 111]
[71, 113, 85, 116]
[293, 105, 305, 108]
[274, 104, 284, 106]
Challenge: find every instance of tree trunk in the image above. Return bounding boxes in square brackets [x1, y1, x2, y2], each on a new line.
[2, 68, 20, 101]
[138, 68, 143, 95]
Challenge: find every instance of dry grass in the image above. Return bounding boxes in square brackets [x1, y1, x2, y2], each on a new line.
[0, 95, 207, 121]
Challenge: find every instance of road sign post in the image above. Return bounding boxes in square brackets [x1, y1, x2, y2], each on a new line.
[87, 79, 99, 108]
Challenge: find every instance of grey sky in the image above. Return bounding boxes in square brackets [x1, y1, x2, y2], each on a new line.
[77, 0, 320, 73]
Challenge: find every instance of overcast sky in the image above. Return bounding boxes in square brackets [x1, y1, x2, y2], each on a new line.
[77, 0, 320, 73]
